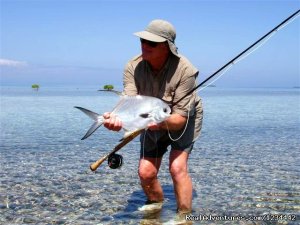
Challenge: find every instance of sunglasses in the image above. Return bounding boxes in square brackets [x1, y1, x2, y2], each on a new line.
[140, 38, 159, 48]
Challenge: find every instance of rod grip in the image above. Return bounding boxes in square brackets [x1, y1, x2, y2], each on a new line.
[90, 154, 109, 171]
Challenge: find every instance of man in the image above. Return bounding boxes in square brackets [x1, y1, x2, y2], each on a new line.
[103, 19, 203, 215]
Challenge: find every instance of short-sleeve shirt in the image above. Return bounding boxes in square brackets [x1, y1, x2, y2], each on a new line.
[123, 53, 203, 141]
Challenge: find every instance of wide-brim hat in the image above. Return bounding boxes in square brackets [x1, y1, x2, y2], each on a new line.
[134, 19, 179, 57]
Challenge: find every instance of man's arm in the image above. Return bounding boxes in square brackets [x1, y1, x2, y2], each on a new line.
[148, 113, 187, 131]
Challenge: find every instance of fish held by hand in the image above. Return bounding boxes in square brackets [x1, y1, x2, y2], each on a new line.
[75, 95, 171, 140]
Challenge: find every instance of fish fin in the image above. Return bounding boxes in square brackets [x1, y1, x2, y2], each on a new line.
[119, 130, 137, 142]
[109, 95, 127, 113]
[74, 106, 100, 121]
[139, 113, 150, 118]
[74, 106, 104, 140]
[81, 121, 103, 140]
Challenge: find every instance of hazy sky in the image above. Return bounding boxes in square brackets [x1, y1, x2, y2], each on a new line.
[1, 0, 299, 87]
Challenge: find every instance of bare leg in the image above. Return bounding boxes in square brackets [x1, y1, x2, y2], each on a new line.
[138, 157, 164, 202]
[169, 150, 192, 213]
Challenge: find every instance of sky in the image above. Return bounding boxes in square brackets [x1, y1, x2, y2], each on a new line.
[0, 0, 299, 88]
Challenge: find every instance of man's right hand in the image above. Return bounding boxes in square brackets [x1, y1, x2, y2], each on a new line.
[103, 112, 122, 131]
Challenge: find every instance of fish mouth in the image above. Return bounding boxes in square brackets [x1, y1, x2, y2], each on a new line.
[162, 112, 171, 120]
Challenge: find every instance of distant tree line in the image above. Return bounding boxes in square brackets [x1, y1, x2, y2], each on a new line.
[31, 84, 40, 91]
[103, 85, 114, 90]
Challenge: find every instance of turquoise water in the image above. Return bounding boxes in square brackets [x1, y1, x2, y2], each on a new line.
[0, 86, 299, 224]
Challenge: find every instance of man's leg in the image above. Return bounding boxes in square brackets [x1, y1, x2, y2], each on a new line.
[138, 157, 164, 202]
[169, 150, 192, 213]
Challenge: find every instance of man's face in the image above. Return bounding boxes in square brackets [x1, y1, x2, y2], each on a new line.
[140, 39, 169, 62]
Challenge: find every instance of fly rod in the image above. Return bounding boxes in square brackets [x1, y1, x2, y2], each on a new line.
[172, 9, 300, 107]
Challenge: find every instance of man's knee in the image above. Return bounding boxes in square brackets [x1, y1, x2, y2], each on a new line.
[139, 164, 158, 182]
[169, 160, 188, 181]
[169, 150, 189, 180]
[169, 164, 187, 179]
[138, 158, 161, 182]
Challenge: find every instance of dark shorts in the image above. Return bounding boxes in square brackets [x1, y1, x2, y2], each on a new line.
[140, 130, 195, 158]
[140, 109, 203, 158]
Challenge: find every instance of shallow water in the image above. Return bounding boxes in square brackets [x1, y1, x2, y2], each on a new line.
[0, 86, 299, 224]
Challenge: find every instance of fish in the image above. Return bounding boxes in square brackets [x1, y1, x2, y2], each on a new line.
[75, 95, 171, 140]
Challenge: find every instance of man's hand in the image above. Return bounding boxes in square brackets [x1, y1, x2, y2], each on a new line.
[147, 122, 161, 131]
[103, 112, 122, 131]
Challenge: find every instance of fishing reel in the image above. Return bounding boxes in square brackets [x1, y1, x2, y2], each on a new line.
[107, 153, 123, 169]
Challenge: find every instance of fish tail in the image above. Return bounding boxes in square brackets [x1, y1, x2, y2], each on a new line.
[74, 106, 104, 140]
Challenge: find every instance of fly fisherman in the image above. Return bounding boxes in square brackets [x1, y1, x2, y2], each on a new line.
[103, 19, 203, 217]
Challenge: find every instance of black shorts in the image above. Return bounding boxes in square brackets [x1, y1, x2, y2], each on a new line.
[140, 114, 199, 158]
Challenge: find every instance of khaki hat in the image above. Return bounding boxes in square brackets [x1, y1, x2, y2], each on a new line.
[134, 19, 179, 57]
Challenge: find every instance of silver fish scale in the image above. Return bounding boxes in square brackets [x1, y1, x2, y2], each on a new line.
[110, 95, 171, 132]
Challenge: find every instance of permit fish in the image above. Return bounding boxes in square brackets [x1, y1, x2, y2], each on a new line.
[75, 95, 171, 140]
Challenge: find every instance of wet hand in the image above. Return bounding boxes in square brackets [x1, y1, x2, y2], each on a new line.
[103, 112, 122, 131]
